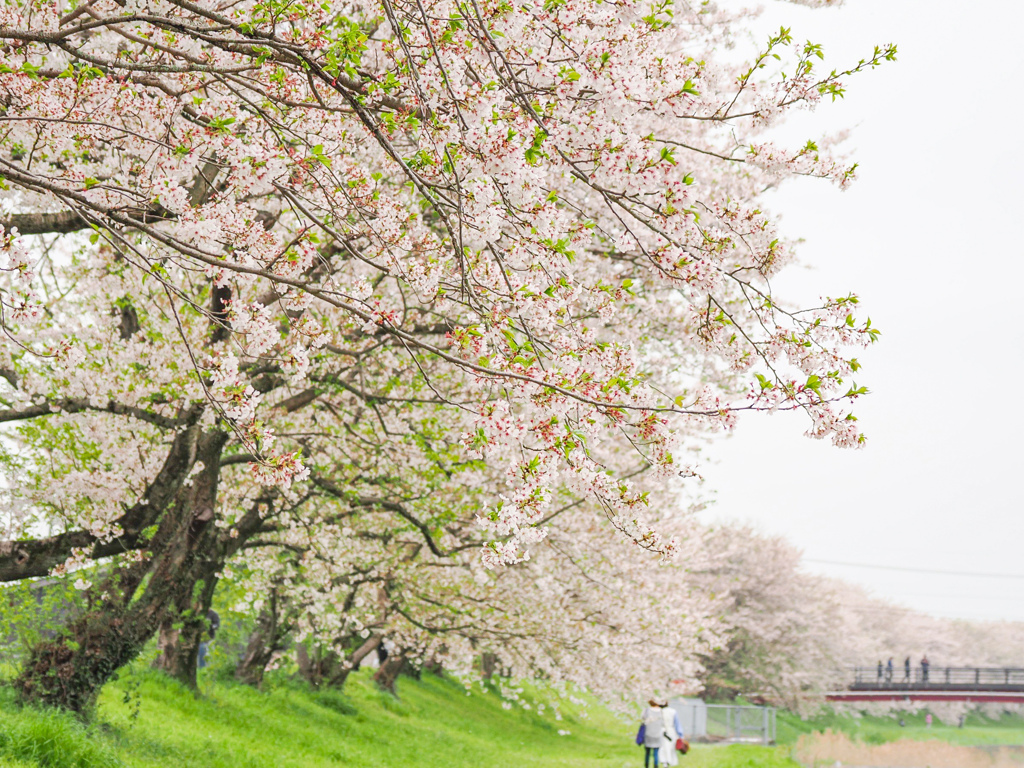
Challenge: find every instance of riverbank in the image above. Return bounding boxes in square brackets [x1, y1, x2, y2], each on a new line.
[793, 731, 1024, 767]
[2, 668, 1023, 767]
[0, 668, 799, 768]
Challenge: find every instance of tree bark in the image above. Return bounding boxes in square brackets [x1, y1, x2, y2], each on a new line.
[235, 588, 288, 688]
[235, 628, 273, 687]
[0, 210, 88, 236]
[296, 644, 320, 686]
[296, 643, 341, 688]
[374, 651, 406, 695]
[326, 635, 381, 689]
[151, 618, 204, 686]
[480, 652, 498, 681]
[14, 430, 247, 712]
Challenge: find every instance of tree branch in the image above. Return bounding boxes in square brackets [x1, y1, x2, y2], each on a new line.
[0, 398, 181, 429]
[0, 210, 89, 236]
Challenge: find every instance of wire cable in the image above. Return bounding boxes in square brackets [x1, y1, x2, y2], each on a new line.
[804, 558, 1024, 580]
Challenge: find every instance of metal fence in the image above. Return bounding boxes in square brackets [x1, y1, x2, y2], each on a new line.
[671, 699, 776, 745]
[706, 704, 776, 744]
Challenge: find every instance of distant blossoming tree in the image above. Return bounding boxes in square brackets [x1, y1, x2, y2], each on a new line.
[691, 525, 846, 708]
[0, 0, 890, 710]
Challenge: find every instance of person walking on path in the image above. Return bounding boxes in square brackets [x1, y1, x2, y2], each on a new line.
[886, 658, 894, 683]
[639, 699, 664, 768]
[658, 701, 684, 767]
[921, 655, 930, 684]
[877, 660, 883, 682]
[904, 656, 911, 683]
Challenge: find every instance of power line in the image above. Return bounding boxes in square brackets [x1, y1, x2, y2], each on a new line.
[881, 592, 1024, 602]
[803, 558, 1024, 580]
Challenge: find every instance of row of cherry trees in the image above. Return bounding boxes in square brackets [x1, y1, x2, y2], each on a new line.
[0, 0, 892, 711]
[187, 519, 1024, 712]
[243, 520, 845, 706]
[694, 530, 1024, 711]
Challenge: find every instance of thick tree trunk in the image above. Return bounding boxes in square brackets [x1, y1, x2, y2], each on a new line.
[480, 652, 497, 681]
[235, 589, 288, 688]
[297, 644, 342, 688]
[374, 651, 406, 695]
[17, 599, 153, 714]
[150, 567, 221, 689]
[152, 618, 204, 687]
[296, 644, 319, 686]
[235, 631, 274, 687]
[15, 431, 243, 712]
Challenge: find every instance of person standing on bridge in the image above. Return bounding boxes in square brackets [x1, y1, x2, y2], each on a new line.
[921, 654, 930, 684]
[904, 656, 911, 683]
[877, 660, 883, 682]
[886, 658, 894, 683]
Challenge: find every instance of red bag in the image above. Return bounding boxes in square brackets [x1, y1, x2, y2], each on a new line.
[675, 737, 690, 754]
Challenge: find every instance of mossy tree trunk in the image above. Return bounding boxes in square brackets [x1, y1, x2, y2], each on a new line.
[14, 430, 264, 713]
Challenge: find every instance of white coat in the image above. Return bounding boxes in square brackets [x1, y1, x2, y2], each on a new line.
[660, 706, 680, 766]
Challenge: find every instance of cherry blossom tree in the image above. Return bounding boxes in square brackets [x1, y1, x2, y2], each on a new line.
[688, 548, 1024, 712]
[228, 485, 720, 703]
[241, 518, 1023, 711]
[689, 525, 846, 707]
[828, 581, 1024, 676]
[0, 0, 891, 710]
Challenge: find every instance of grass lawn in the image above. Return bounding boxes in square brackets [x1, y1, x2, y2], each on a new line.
[0, 667, 799, 768]
[5, 666, 1021, 768]
[777, 707, 1024, 747]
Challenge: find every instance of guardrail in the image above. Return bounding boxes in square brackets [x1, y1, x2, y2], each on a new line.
[851, 666, 1024, 690]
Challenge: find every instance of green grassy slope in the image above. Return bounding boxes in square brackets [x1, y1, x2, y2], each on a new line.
[7, 667, 1021, 768]
[0, 668, 797, 768]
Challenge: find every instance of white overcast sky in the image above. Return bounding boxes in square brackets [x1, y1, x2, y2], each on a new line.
[697, 0, 1024, 622]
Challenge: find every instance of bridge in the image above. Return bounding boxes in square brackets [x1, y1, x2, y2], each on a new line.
[826, 666, 1024, 704]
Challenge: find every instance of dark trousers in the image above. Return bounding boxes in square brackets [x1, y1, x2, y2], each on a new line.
[644, 746, 660, 768]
